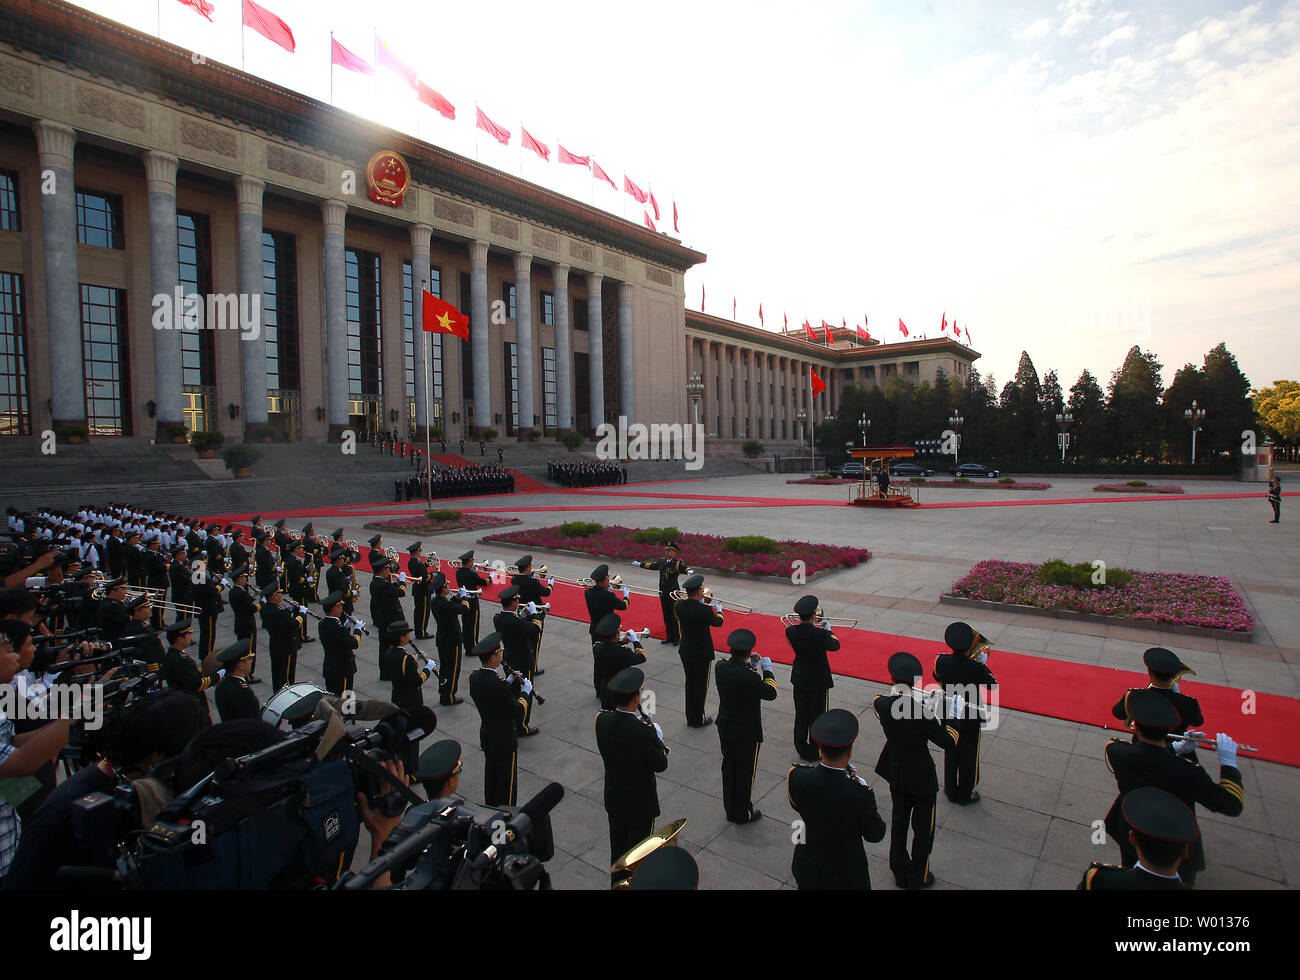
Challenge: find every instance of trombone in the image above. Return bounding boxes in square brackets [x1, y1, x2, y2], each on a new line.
[578, 573, 661, 599]
[667, 586, 752, 615]
[505, 561, 549, 578]
[779, 606, 858, 629]
[122, 585, 201, 617]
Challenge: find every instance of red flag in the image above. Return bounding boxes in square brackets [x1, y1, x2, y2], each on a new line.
[822, 320, 833, 343]
[673, 199, 679, 232]
[422, 291, 469, 340]
[522, 126, 550, 161]
[331, 38, 372, 74]
[842, 317, 847, 329]
[856, 325, 870, 342]
[802, 320, 816, 340]
[940, 311, 947, 332]
[783, 313, 788, 330]
[416, 81, 455, 120]
[648, 190, 661, 221]
[623, 175, 648, 204]
[952, 322, 961, 338]
[701, 283, 705, 310]
[733, 297, 737, 320]
[476, 107, 511, 145]
[376, 38, 417, 87]
[243, 0, 295, 52]
[810, 368, 827, 397]
[643, 210, 656, 231]
[177, 0, 215, 20]
[591, 158, 616, 190]
[758, 304, 764, 327]
[558, 144, 589, 167]
[899, 318, 909, 338]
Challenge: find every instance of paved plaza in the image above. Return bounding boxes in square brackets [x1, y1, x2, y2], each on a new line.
[207, 471, 1298, 889]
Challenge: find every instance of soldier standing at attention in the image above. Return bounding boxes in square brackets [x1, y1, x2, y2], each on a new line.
[785, 594, 840, 764]
[468, 633, 530, 807]
[214, 639, 260, 723]
[714, 628, 777, 824]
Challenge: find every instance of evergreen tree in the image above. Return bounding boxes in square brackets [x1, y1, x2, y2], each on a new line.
[1068, 369, 1106, 461]
[1106, 346, 1165, 459]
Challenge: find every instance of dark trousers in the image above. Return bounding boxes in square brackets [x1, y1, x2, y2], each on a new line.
[414, 591, 430, 638]
[461, 600, 479, 647]
[237, 627, 258, 679]
[720, 737, 760, 821]
[944, 720, 981, 802]
[1271, 499, 1281, 521]
[270, 644, 297, 692]
[608, 814, 654, 871]
[793, 686, 829, 762]
[683, 658, 711, 725]
[483, 748, 517, 807]
[323, 671, 353, 698]
[437, 639, 462, 703]
[888, 787, 937, 888]
[659, 594, 679, 642]
[198, 613, 218, 663]
[150, 604, 164, 630]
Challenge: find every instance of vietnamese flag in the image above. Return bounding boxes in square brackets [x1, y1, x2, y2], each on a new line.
[522, 126, 550, 161]
[416, 81, 455, 119]
[623, 175, 648, 204]
[178, 0, 215, 20]
[810, 368, 827, 397]
[592, 158, 617, 190]
[243, 0, 295, 52]
[899, 318, 909, 338]
[331, 38, 372, 74]
[476, 107, 511, 145]
[422, 291, 469, 340]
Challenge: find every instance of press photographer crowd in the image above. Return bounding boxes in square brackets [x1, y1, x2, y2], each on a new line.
[0, 501, 1252, 892]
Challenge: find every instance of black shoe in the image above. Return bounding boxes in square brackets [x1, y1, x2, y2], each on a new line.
[910, 871, 936, 889]
[302, 637, 316, 643]
[894, 873, 907, 889]
[737, 809, 762, 824]
[519, 726, 541, 737]
[249, 676, 264, 684]
[534, 669, 545, 676]
[439, 697, 464, 706]
[688, 716, 714, 729]
[950, 791, 981, 806]
[660, 638, 674, 645]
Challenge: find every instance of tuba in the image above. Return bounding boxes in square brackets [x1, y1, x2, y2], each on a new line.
[610, 818, 686, 889]
[966, 629, 992, 660]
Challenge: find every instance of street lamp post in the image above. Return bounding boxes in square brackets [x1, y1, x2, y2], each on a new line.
[859, 413, 870, 447]
[1055, 411, 1073, 464]
[948, 413, 965, 466]
[1183, 400, 1206, 463]
[685, 372, 704, 429]
[796, 408, 807, 471]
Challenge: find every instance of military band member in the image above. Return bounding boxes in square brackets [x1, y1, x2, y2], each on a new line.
[168, 544, 193, 620]
[873, 651, 958, 889]
[123, 530, 144, 588]
[272, 518, 293, 567]
[1080, 786, 1198, 890]
[160, 618, 216, 721]
[284, 540, 314, 643]
[715, 628, 777, 824]
[379, 620, 437, 772]
[511, 555, 553, 671]
[593, 613, 647, 710]
[325, 547, 355, 618]
[786, 594, 841, 764]
[319, 591, 360, 697]
[454, 550, 490, 646]
[596, 666, 669, 876]
[227, 526, 249, 575]
[191, 560, 224, 664]
[96, 577, 131, 641]
[259, 581, 304, 692]
[430, 572, 466, 706]
[369, 558, 408, 647]
[143, 536, 169, 629]
[415, 739, 463, 801]
[584, 564, 630, 643]
[214, 639, 261, 723]
[301, 523, 324, 601]
[253, 529, 278, 592]
[119, 593, 164, 672]
[204, 524, 227, 577]
[1112, 646, 1204, 743]
[367, 534, 386, 573]
[408, 541, 432, 639]
[469, 632, 530, 807]
[634, 541, 688, 645]
[105, 525, 127, 579]
[227, 565, 262, 683]
[933, 621, 996, 805]
[628, 846, 699, 891]
[674, 574, 723, 728]
[1102, 690, 1244, 887]
[493, 586, 542, 736]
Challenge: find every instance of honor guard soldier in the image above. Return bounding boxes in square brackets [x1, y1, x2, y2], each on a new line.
[715, 628, 777, 824]
[430, 572, 466, 705]
[786, 594, 841, 763]
[96, 577, 131, 641]
[367, 534, 386, 573]
[933, 621, 996, 805]
[168, 544, 193, 619]
[873, 651, 958, 889]
[369, 558, 408, 648]
[123, 530, 145, 588]
[227, 565, 262, 683]
[629, 846, 699, 891]
[674, 574, 723, 728]
[634, 541, 689, 645]
[786, 708, 887, 890]
[160, 619, 216, 721]
[143, 536, 170, 629]
[283, 540, 314, 642]
[192, 556, 224, 663]
[252, 529, 278, 592]
[584, 564, 629, 644]
[227, 526, 249, 574]
[416, 739, 463, 801]
[260, 581, 304, 692]
[325, 547, 355, 618]
[468, 632, 531, 807]
[493, 586, 542, 736]
[596, 666, 669, 878]
[319, 591, 361, 696]
[379, 620, 438, 772]
[272, 518, 293, 566]
[120, 593, 164, 672]
[1102, 689, 1244, 887]
[408, 542, 432, 639]
[511, 555, 553, 671]
[214, 639, 261, 723]
[1112, 646, 1204, 745]
[301, 523, 323, 601]
[1080, 786, 1198, 890]
[455, 550, 490, 646]
[593, 613, 646, 709]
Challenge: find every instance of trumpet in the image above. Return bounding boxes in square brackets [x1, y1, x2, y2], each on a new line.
[505, 562, 548, 578]
[618, 627, 651, 644]
[667, 586, 752, 615]
[780, 606, 858, 629]
[116, 585, 201, 617]
[516, 601, 551, 618]
[890, 682, 966, 715]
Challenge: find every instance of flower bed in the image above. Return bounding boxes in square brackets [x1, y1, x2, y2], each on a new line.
[483, 524, 870, 578]
[1093, 483, 1184, 494]
[909, 479, 1052, 490]
[365, 513, 520, 534]
[947, 559, 1254, 632]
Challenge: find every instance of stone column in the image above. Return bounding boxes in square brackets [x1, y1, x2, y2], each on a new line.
[586, 272, 604, 429]
[33, 121, 83, 429]
[513, 252, 535, 435]
[618, 281, 635, 425]
[235, 177, 268, 435]
[553, 263, 572, 431]
[142, 151, 183, 440]
[470, 240, 490, 437]
[321, 199, 349, 439]
[409, 223, 432, 436]
[721, 345, 733, 439]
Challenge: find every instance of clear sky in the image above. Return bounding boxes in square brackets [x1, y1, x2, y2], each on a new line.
[66, 0, 1300, 395]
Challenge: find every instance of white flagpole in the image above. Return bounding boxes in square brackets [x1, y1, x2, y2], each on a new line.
[422, 281, 432, 510]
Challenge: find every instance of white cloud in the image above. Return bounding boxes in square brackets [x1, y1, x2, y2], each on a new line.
[1014, 18, 1052, 41]
[1098, 24, 1137, 53]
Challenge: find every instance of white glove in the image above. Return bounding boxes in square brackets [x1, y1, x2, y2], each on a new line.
[216, 669, 226, 679]
[625, 629, 639, 643]
[424, 658, 438, 673]
[632, 560, 642, 567]
[546, 576, 555, 587]
[653, 722, 664, 740]
[398, 572, 408, 583]
[760, 657, 772, 672]
[526, 601, 538, 615]
[458, 586, 468, 597]
[975, 650, 988, 665]
[712, 603, 723, 615]
[621, 586, 630, 600]
[1215, 733, 1239, 768]
[521, 677, 534, 695]
[950, 693, 967, 719]
[297, 604, 307, 614]
[1171, 738, 1197, 756]
[1171, 681, 1181, 694]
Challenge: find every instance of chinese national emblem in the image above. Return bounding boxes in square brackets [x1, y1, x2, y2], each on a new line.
[366, 150, 411, 207]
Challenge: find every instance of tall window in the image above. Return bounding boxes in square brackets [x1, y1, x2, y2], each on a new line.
[540, 291, 554, 326]
[502, 282, 516, 319]
[80, 284, 130, 435]
[505, 341, 519, 433]
[345, 248, 382, 399]
[418, 264, 445, 431]
[177, 212, 214, 432]
[542, 346, 557, 432]
[0, 273, 30, 435]
[573, 297, 588, 331]
[459, 272, 472, 404]
[574, 351, 590, 429]
[76, 190, 123, 249]
[263, 231, 299, 392]
[429, 265, 441, 299]
[0, 170, 19, 232]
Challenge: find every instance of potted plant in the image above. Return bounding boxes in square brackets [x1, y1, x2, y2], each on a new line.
[254, 424, 277, 444]
[520, 428, 539, 442]
[742, 439, 765, 459]
[190, 430, 225, 459]
[561, 430, 583, 452]
[431, 426, 444, 441]
[222, 443, 261, 478]
[484, 428, 499, 442]
[166, 423, 188, 444]
[58, 424, 88, 445]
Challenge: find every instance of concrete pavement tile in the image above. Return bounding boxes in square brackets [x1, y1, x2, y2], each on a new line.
[930, 829, 1037, 889]
[1198, 820, 1285, 883]
[941, 795, 1052, 857]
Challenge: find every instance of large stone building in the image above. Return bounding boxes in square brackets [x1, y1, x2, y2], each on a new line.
[0, 0, 977, 447]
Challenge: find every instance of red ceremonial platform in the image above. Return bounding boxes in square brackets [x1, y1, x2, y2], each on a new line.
[846, 447, 922, 508]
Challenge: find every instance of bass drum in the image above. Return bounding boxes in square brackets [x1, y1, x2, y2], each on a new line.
[262, 682, 327, 729]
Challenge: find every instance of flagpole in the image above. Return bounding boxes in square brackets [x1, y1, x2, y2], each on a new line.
[809, 364, 816, 473]
[329, 32, 335, 106]
[156, 0, 161, 37]
[422, 280, 432, 511]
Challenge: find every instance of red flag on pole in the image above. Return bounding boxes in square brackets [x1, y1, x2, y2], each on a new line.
[178, 0, 215, 20]
[802, 320, 817, 340]
[952, 322, 961, 338]
[416, 81, 455, 119]
[243, 0, 295, 52]
[899, 318, 909, 338]
[783, 313, 788, 330]
[673, 199, 679, 233]
[810, 368, 827, 397]
[375, 38, 417, 87]
[591, 158, 617, 190]
[643, 210, 656, 231]
[521, 127, 550, 161]
[733, 297, 737, 320]
[558, 144, 589, 167]
[623, 175, 648, 204]
[331, 38, 372, 74]
[476, 107, 511, 145]
[856, 325, 870, 342]
[822, 321, 833, 343]
[701, 283, 705, 310]
[940, 311, 947, 332]
[842, 317, 847, 329]
[758, 304, 764, 327]
[648, 190, 661, 221]
[422, 291, 469, 340]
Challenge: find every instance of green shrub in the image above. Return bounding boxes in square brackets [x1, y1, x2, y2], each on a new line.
[723, 535, 778, 555]
[998, 477, 1016, 484]
[560, 521, 602, 537]
[222, 444, 261, 470]
[953, 477, 971, 484]
[166, 423, 188, 438]
[1038, 559, 1133, 591]
[1126, 480, 1148, 487]
[910, 477, 927, 484]
[742, 439, 765, 457]
[58, 424, 87, 439]
[633, 526, 682, 544]
[190, 430, 225, 453]
[426, 509, 462, 522]
[561, 430, 583, 451]
[484, 428, 499, 441]
[253, 424, 277, 441]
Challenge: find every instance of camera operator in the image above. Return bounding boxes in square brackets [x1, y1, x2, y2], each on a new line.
[2, 689, 207, 889]
[1, 543, 57, 590]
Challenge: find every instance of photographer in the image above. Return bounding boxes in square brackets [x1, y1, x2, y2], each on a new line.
[2, 689, 207, 889]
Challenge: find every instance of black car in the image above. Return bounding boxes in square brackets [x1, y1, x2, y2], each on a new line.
[890, 462, 934, 477]
[950, 462, 1001, 478]
[837, 461, 867, 479]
